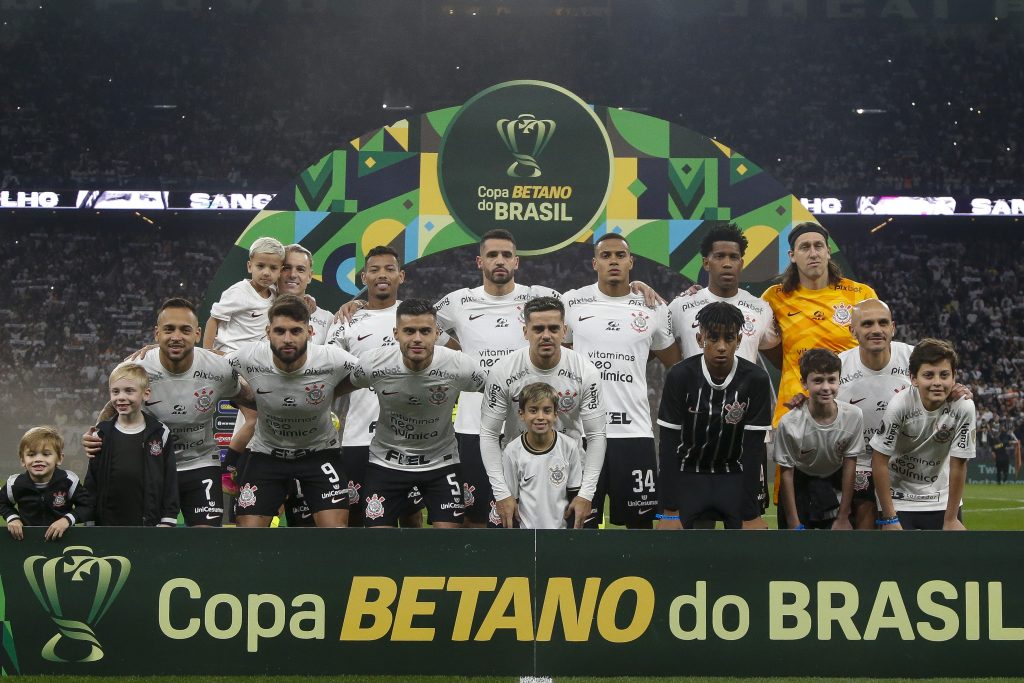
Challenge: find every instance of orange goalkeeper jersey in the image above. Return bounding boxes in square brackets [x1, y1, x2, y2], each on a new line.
[761, 278, 877, 427]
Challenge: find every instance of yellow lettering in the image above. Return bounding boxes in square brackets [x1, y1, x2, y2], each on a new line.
[817, 581, 860, 640]
[863, 581, 915, 640]
[769, 581, 811, 640]
[340, 577, 397, 641]
[536, 577, 600, 641]
[475, 577, 533, 641]
[447, 577, 497, 641]
[596, 577, 654, 643]
[392, 577, 444, 641]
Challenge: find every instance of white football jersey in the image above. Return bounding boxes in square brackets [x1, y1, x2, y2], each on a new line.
[434, 284, 560, 434]
[669, 288, 779, 363]
[870, 391, 976, 512]
[351, 345, 485, 472]
[773, 400, 864, 477]
[139, 349, 240, 472]
[327, 304, 399, 447]
[562, 284, 673, 438]
[309, 306, 333, 346]
[838, 341, 913, 470]
[502, 432, 583, 529]
[227, 342, 357, 455]
[209, 279, 274, 352]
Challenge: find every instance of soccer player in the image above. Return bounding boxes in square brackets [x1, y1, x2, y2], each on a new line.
[326, 245, 423, 527]
[432, 229, 561, 527]
[871, 339, 976, 531]
[279, 243, 334, 344]
[656, 302, 772, 530]
[562, 233, 679, 528]
[2, 426, 93, 540]
[501, 383, 583, 529]
[670, 222, 780, 362]
[342, 299, 485, 528]
[774, 349, 863, 530]
[83, 298, 249, 526]
[837, 299, 913, 528]
[87, 363, 178, 527]
[479, 296, 605, 529]
[761, 221, 876, 527]
[226, 294, 358, 528]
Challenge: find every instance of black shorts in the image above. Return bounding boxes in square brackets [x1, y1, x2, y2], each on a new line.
[283, 479, 316, 527]
[236, 449, 348, 518]
[678, 471, 745, 529]
[897, 507, 963, 530]
[178, 465, 224, 527]
[362, 462, 463, 527]
[342, 445, 370, 511]
[457, 432, 494, 523]
[792, 468, 842, 525]
[591, 438, 658, 526]
[741, 443, 769, 521]
[852, 469, 877, 504]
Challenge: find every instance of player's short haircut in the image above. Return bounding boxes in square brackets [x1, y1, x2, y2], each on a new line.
[594, 232, 630, 251]
[799, 347, 841, 380]
[248, 236, 286, 260]
[479, 229, 516, 251]
[909, 338, 958, 376]
[157, 297, 197, 317]
[396, 298, 436, 321]
[696, 301, 744, 334]
[700, 221, 748, 257]
[285, 243, 314, 266]
[268, 294, 310, 325]
[19, 426, 64, 459]
[778, 221, 843, 293]
[109, 362, 150, 390]
[523, 296, 564, 322]
[364, 245, 401, 268]
[518, 382, 558, 411]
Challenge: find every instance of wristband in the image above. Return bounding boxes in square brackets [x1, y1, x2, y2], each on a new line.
[875, 516, 900, 526]
[655, 514, 679, 520]
[794, 524, 806, 530]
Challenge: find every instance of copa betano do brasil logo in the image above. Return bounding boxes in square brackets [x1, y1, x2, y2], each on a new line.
[438, 80, 613, 255]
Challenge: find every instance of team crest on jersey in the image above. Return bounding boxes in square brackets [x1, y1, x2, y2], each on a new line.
[52, 491, 66, 507]
[364, 493, 385, 520]
[147, 439, 162, 456]
[515, 304, 525, 324]
[832, 303, 853, 327]
[488, 500, 501, 526]
[194, 387, 214, 413]
[549, 463, 566, 486]
[347, 480, 361, 505]
[934, 418, 956, 443]
[463, 483, 476, 508]
[741, 315, 756, 336]
[429, 385, 450, 405]
[722, 400, 748, 425]
[557, 389, 578, 413]
[304, 382, 327, 406]
[630, 311, 650, 333]
[237, 483, 257, 509]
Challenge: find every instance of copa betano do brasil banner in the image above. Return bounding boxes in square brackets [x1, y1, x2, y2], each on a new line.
[1, 529, 1023, 677]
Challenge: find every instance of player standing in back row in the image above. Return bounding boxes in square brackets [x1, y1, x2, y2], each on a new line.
[562, 233, 679, 528]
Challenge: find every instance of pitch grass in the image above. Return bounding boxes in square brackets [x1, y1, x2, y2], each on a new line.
[7, 677, 1024, 683]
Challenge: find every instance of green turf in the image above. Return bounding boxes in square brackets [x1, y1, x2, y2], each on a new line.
[6, 677, 1024, 682]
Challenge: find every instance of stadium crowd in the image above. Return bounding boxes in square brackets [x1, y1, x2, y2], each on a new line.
[0, 3, 1020, 196]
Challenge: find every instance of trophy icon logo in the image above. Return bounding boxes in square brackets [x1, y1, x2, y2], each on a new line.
[23, 546, 131, 663]
[496, 114, 556, 178]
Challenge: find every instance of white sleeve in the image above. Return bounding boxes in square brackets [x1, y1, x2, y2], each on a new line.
[579, 413, 606, 501]
[349, 357, 372, 389]
[869, 398, 904, 457]
[502, 448, 520, 500]
[326, 321, 348, 350]
[434, 293, 458, 335]
[950, 399, 977, 460]
[772, 417, 797, 468]
[759, 313, 782, 350]
[843, 410, 865, 459]
[329, 346, 358, 379]
[480, 410, 511, 500]
[567, 442, 584, 490]
[457, 354, 487, 392]
[651, 304, 674, 351]
[579, 362, 604, 423]
[209, 283, 244, 322]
